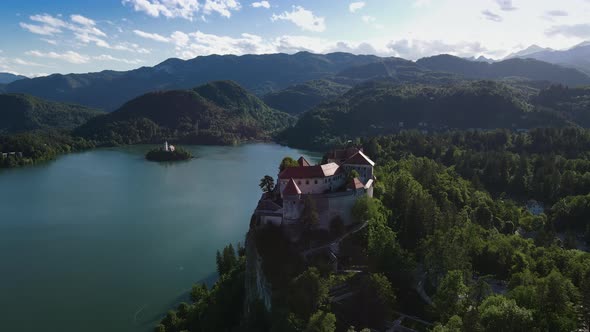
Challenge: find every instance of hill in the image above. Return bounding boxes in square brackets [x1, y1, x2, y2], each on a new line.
[5, 52, 381, 111]
[74, 80, 294, 145]
[279, 80, 572, 149]
[534, 85, 590, 127]
[262, 79, 351, 115]
[417, 55, 590, 87]
[0, 73, 27, 84]
[0, 94, 102, 134]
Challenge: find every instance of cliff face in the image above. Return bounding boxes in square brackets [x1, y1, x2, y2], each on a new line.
[244, 230, 273, 312]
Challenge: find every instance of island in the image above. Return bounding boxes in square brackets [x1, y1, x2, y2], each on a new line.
[145, 141, 192, 162]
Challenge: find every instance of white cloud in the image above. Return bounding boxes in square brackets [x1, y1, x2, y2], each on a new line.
[30, 14, 68, 28]
[41, 38, 58, 45]
[170, 31, 190, 47]
[19, 14, 149, 54]
[93, 54, 143, 64]
[19, 23, 61, 36]
[546, 23, 590, 39]
[13, 58, 46, 67]
[271, 6, 326, 32]
[120, 43, 151, 54]
[349, 2, 365, 13]
[179, 31, 274, 58]
[21, 13, 106, 42]
[251, 1, 270, 9]
[134, 29, 170, 42]
[203, 0, 241, 17]
[70, 14, 96, 26]
[482, 10, 503, 22]
[78, 34, 151, 53]
[495, 0, 517, 11]
[387, 39, 488, 60]
[122, 0, 240, 20]
[134, 29, 192, 50]
[122, 0, 196, 19]
[26, 50, 90, 64]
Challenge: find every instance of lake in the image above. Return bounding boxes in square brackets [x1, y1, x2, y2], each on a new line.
[0, 144, 320, 332]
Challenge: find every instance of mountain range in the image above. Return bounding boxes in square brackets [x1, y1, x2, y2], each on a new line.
[505, 41, 590, 75]
[416, 55, 590, 86]
[3, 52, 590, 112]
[3, 52, 379, 112]
[0, 73, 27, 84]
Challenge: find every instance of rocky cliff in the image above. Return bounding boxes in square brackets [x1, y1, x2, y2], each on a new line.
[244, 230, 273, 312]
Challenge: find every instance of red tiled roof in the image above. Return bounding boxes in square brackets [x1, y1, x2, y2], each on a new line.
[326, 147, 361, 161]
[298, 156, 311, 167]
[278, 162, 342, 179]
[344, 151, 375, 166]
[348, 177, 365, 190]
[282, 178, 302, 195]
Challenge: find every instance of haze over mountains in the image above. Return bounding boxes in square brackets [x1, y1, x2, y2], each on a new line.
[2, 51, 590, 112]
[0, 73, 27, 84]
[504, 42, 590, 75]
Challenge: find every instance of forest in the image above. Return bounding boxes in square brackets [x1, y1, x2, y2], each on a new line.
[0, 130, 94, 168]
[280, 82, 590, 150]
[74, 81, 294, 146]
[156, 127, 590, 332]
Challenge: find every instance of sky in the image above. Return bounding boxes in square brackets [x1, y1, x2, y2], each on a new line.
[1, 0, 590, 77]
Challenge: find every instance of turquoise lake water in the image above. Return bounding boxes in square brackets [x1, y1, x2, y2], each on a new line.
[0, 144, 320, 332]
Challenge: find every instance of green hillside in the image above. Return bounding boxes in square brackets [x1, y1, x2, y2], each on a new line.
[279, 80, 572, 149]
[534, 85, 590, 127]
[263, 79, 351, 114]
[75, 80, 294, 145]
[0, 94, 102, 134]
[417, 55, 590, 87]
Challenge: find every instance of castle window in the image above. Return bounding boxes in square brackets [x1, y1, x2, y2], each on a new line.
[297, 181, 301, 185]
[306, 180, 309, 185]
[314, 180, 318, 184]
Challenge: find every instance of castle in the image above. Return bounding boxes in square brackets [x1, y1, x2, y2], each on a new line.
[253, 147, 375, 231]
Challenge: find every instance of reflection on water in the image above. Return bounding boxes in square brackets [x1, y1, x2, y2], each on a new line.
[0, 143, 320, 332]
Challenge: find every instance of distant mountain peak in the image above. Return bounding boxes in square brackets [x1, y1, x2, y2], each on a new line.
[0, 72, 28, 84]
[570, 40, 590, 50]
[505, 45, 554, 59]
[464, 55, 495, 63]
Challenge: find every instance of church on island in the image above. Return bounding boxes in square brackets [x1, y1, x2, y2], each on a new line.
[253, 147, 375, 231]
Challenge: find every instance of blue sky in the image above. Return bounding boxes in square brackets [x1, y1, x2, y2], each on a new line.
[1, 0, 589, 77]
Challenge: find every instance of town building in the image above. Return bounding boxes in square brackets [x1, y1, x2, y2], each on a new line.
[254, 147, 375, 231]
